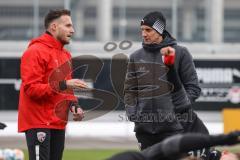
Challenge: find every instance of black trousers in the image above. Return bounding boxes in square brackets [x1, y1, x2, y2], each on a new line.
[178, 110, 210, 159]
[135, 130, 183, 150]
[135, 111, 209, 157]
[25, 128, 65, 160]
[180, 111, 209, 134]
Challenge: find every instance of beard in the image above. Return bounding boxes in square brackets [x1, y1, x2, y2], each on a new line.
[57, 34, 70, 45]
[60, 38, 70, 45]
[62, 39, 70, 45]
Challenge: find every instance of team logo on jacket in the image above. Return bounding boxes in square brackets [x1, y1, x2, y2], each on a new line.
[37, 132, 46, 143]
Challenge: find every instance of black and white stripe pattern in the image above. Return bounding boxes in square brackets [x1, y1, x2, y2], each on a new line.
[152, 20, 165, 34]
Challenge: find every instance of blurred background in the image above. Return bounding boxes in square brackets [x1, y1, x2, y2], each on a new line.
[0, 0, 240, 159]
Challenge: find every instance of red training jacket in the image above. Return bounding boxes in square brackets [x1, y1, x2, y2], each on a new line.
[18, 33, 76, 132]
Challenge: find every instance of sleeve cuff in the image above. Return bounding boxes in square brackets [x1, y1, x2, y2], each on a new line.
[59, 80, 67, 91]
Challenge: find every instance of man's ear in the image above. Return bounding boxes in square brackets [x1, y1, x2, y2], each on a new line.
[49, 22, 57, 32]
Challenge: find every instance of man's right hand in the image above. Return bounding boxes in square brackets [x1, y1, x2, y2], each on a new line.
[66, 79, 88, 89]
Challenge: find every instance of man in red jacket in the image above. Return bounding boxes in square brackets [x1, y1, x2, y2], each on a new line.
[18, 9, 87, 160]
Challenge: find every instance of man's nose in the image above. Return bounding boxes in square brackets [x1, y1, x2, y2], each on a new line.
[142, 30, 146, 37]
[71, 27, 75, 33]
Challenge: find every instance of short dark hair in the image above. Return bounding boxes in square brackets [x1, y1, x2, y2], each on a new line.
[44, 9, 71, 29]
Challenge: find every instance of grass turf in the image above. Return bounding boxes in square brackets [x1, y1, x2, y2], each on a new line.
[62, 149, 127, 160]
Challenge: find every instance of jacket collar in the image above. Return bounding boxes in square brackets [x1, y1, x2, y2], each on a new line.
[43, 32, 64, 50]
[29, 32, 64, 50]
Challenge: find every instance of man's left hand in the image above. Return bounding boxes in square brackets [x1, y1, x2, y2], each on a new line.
[160, 46, 175, 66]
[71, 105, 84, 121]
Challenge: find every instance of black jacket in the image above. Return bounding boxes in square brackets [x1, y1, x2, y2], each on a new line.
[124, 31, 201, 134]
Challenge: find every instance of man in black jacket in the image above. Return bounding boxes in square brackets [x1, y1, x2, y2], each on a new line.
[124, 11, 208, 151]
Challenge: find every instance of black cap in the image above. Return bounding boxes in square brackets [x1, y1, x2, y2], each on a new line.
[141, 11, 166, 35]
